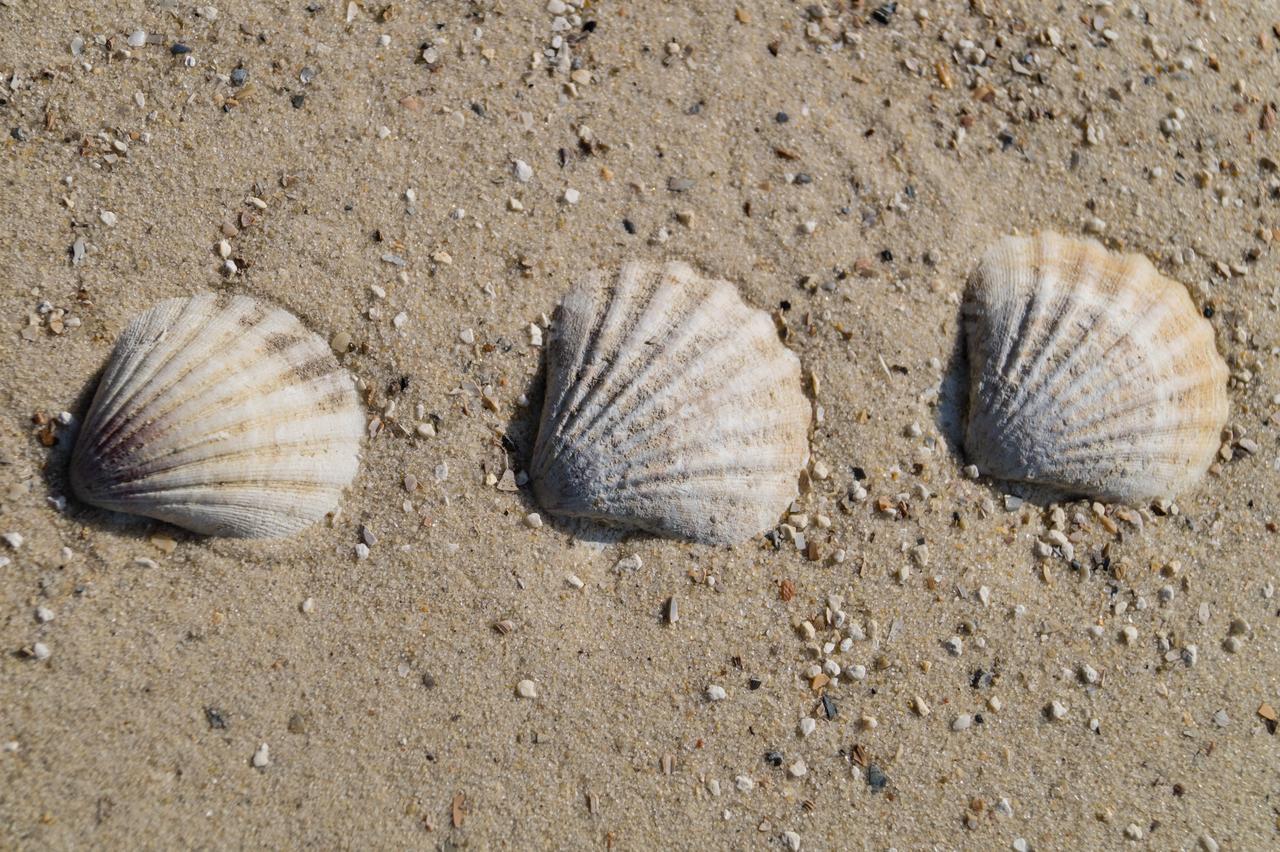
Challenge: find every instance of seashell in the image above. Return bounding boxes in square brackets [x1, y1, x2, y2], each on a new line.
[70, 293, 364, 537]
[961, 232, 1228, 502]
[530, 261, 811, 545]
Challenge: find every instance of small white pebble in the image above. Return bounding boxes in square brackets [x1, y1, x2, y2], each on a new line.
[516, 679, 537, 699]
[3, 532, 23, 550]
[562, 187, 580, 205]
[35, 606, 54, 623]
[354, 543, 370, 560]
[798, 717, 816, 737]
[524, 512, 543, 529]
[952, 714, 972, 731]
[1049, 700, 1069, 720]
[787, 759, 807, 778]
[99, 210, 117, 227]
[31, 642, 51, 661]
[735, 775, 755, 792]
[782, 831, 801, 852]
[252, 742, 270, 768]
[513, 159, 533, 182]
[1125, 823, 1143, 841]
[566, 574, 584, 590]
[706, 685, 727, 701]
[300, 597, 315, 614]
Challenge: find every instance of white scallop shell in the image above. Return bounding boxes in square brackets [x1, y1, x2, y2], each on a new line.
[70, 294, 364, 537]
[962, 232, 1228, 502]
[530, 261, 811, 545]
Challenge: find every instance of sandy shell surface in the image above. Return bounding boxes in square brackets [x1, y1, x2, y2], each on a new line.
[1, 2, 1278, 850]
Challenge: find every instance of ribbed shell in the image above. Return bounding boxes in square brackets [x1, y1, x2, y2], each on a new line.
[70, 294, 364, 537]
[962, 232, 1228, 502]
[530, 261, 811, 545]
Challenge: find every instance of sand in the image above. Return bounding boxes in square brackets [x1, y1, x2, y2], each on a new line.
[2, 1, 1278, 849]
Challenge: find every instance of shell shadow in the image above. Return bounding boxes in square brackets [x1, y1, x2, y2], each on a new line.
[41, 366, 194, 542]
[501, 345, 648, 548]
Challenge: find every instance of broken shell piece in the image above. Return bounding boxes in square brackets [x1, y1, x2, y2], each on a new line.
[530, 261, 811, 545]
[70, 294, 364, 537]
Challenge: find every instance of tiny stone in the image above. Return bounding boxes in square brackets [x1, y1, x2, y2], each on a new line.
[252, 742, 270, 768]
[300, 597, 315, 614]
[706, 685, 727, 701]
[513, 159, 533, 182]
[35, 606, 54, 623]
[31, 642, 51, 661]
[516, 679, 537, 699]
[1049, 700, 1068, 720]
[1125, 824, 1143, 841]
[562, 187, 580, 204]
[952, 714, 972, 731]
[798, 717, 816, 737]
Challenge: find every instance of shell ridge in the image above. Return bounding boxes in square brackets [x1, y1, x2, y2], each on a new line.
[543, 267, 704, 459]
[82, 296, 223, 452]
[84, 296, 265, 456]
[564, 308, 799, 468]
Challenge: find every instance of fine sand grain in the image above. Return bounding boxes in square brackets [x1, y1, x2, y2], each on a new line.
[2, 1, 1278, 849]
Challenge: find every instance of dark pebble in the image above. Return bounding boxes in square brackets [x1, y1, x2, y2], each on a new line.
[290, 93, 306, 109]
[774, 111, 789, 124]
[867, 764, 889, 791]
[230, 67, 248, 86]
[1202, 305, 1214, 318]
[10, 127, 27, 142]
[422, 672, 436, 689]
[748, 677, 763, 690]
[764, 750, 783, 767]
[171, 43, 192, 55]
[871, 3, 897, 25]
[622, 219, 636, 234]
[821, 693, 837, 720]
[469, 102, 486, 117]
[204, 707, 228, 729]
[794, 173, 812, 185]
[852, 467, 866, 480]
[880, 249, 894, 262]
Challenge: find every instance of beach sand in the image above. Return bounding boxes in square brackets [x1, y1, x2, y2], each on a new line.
[2, 1, 1278, 848]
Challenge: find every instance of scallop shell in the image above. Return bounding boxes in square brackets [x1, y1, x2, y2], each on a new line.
[962, 232, 1228, 502]
[70, 294, 364, 537]
[530, 261, 811, 545]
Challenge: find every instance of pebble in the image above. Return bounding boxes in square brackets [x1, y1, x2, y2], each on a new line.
[706, 685, 727, 701]
[562, 187, 580, 205]
[1124, 823, 1143, 841]
[782, 831, 801, 852]
[798, 717, 816, 737]
[31, 642, 51, 661]
[3, 532, 24, 550]
[252, 742, 270, 768]
[300, 597, 315, 614]
[1048, 700, 1069, 720]
[128, 30, 147, 48]
[513, 159, 533, 182]
[736, 775, 755, 792]
[787, 759, 807, 778]
[517, 679, 537, 699]
[35, 606, 54, 623]
[523, 512, 543, 529]
[952, 714, 972, 731]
